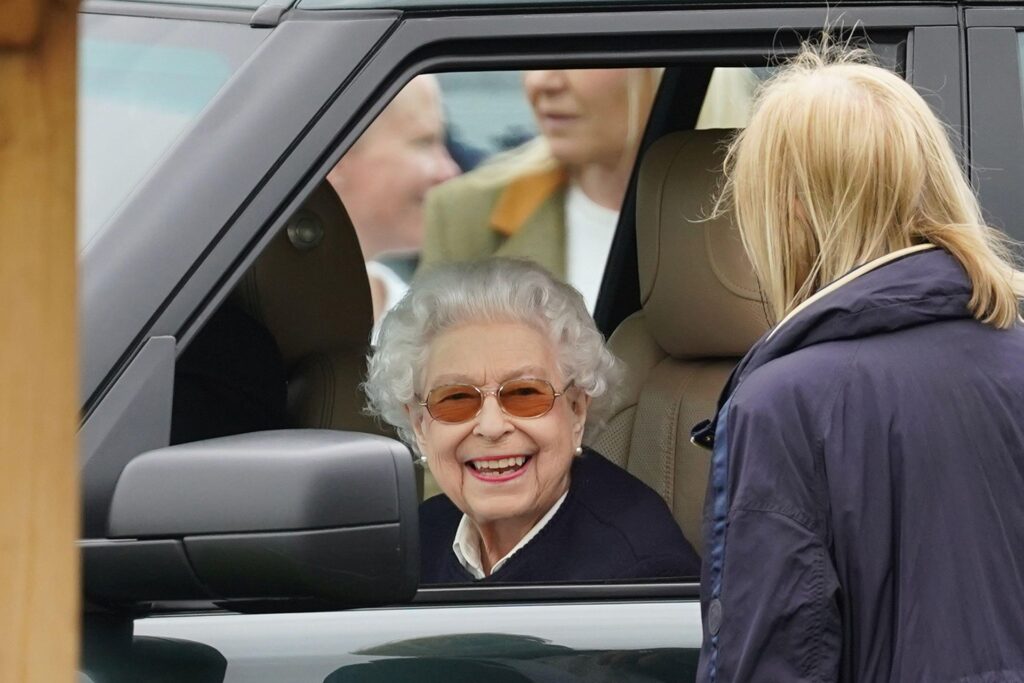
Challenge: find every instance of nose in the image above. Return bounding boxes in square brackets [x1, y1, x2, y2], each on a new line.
[473, 393, 513, 440]
[523, 69, 567, 95]
[430, 145, 460, 184]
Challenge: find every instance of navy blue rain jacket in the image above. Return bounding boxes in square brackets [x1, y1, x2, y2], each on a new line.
[695, 247, 1024, 682]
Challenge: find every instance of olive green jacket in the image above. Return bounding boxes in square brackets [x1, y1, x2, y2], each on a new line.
[420, 160, 568, 279]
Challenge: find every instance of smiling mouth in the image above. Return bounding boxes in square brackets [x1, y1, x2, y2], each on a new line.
[466, 455, 533, 479]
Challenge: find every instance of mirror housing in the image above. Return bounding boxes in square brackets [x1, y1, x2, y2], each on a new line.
[82, 430, 418, 610]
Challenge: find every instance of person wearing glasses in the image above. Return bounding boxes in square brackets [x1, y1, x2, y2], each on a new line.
[364, 258, 699, 583]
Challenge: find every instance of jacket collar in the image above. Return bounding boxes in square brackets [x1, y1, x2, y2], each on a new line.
[489, 167, 566, 236]
[766, 244, 938, 341]
[692, 245, 974, 449]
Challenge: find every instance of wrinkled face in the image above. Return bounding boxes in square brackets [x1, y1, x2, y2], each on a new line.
[410, 322, 589, 534]
[523, 68, 650, 169]
[328, 75, 459, 258]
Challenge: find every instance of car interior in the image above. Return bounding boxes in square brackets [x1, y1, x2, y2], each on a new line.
[168, 63, 769, 578]
[590, 128, 768, 555]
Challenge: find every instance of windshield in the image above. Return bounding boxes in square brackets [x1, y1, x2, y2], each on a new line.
[78, 14, 267, 250]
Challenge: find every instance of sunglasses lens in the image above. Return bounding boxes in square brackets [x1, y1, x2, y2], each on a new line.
[426, 385, 481, 423]
[499, 379, 556, 418]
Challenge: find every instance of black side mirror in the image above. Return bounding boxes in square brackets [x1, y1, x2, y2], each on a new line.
[81, 430, 418, 610]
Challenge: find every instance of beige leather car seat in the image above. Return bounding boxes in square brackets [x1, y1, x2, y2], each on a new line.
[233, 181, 385, 435]
[587, 130, 769, 555]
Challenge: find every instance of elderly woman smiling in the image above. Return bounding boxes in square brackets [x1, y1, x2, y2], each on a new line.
[365, 258, 699, 583]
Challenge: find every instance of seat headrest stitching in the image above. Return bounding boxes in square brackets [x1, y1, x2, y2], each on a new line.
[645, 365, 682, 506]
[661, 361, 704, 509]
[647, 388, 677, 506]
[605, 407, 637, 468]
[704, 226, 761, 301]
[646, 151, 669, 307]
[606, 404, 639, 424]
[663, 358, 704, 507]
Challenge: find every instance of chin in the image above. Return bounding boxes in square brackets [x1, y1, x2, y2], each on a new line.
[551, 151, 593, 171]
[469, 502, 529, 527]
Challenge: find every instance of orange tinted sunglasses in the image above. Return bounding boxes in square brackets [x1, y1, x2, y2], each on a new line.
[418, 378, 573, 424]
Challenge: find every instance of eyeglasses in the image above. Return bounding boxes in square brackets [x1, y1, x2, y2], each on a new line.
[417, 378, 573, 424]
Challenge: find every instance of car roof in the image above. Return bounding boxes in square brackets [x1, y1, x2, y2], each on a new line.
[300, 0, 963, 9]
[98, 0, 967, 13]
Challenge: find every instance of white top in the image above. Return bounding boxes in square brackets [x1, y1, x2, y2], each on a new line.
[365, 260, 409, 344]
[452, 490, 569, 580]
[564, 184, 619, 312]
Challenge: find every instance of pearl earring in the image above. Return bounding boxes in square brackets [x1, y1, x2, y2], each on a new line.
[574, 446, 583, 456]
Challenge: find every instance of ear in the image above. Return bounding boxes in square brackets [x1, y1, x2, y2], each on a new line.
[569, 391, 591, 442]
[405, 404, 430, 457]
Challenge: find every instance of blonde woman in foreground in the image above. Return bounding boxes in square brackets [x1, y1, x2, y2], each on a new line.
[694, 43, 1024, 682]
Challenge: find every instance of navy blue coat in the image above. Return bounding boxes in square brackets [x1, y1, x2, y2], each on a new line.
[419, 449, 701, 583]
[695, 248, 1024, 682]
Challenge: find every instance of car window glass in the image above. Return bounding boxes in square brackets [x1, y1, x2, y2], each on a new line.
[326, 70, 539, 315]
[78, 15, 267, 250]
[165, 63, 761, 584]
[332, 67, 759, 332]
[440, 71, 539, 156]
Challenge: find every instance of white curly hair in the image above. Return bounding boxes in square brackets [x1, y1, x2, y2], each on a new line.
[363, 258, 622, 455]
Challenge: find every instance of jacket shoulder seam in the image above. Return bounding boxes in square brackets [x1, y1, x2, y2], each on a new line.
[728, 502, 822, 534]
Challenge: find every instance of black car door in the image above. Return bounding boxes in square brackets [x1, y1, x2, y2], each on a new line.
[83, 4, 964, 682]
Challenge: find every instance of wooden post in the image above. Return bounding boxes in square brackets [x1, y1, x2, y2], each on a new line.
[0, 0, 80, 681]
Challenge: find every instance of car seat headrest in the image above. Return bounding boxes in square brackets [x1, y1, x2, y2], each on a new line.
[636, 129, 768, 359]
[233, 181, 373, 366]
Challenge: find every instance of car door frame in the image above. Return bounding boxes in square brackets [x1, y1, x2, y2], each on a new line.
[964, 5, 1024, 243]
[77, 6, 402, 536]
[78, 4, 965, 679]
[78, 5, 401, 415]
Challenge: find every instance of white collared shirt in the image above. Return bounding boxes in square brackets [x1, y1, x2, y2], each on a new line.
[452, 491, 569, 580]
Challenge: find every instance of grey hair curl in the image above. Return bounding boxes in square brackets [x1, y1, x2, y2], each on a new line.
[363, 258, 622, 453]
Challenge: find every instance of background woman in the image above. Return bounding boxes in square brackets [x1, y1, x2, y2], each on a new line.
[418, 69, 661, 311]
[696, 43, 1024, 681]
[365, 258, 699, 583]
